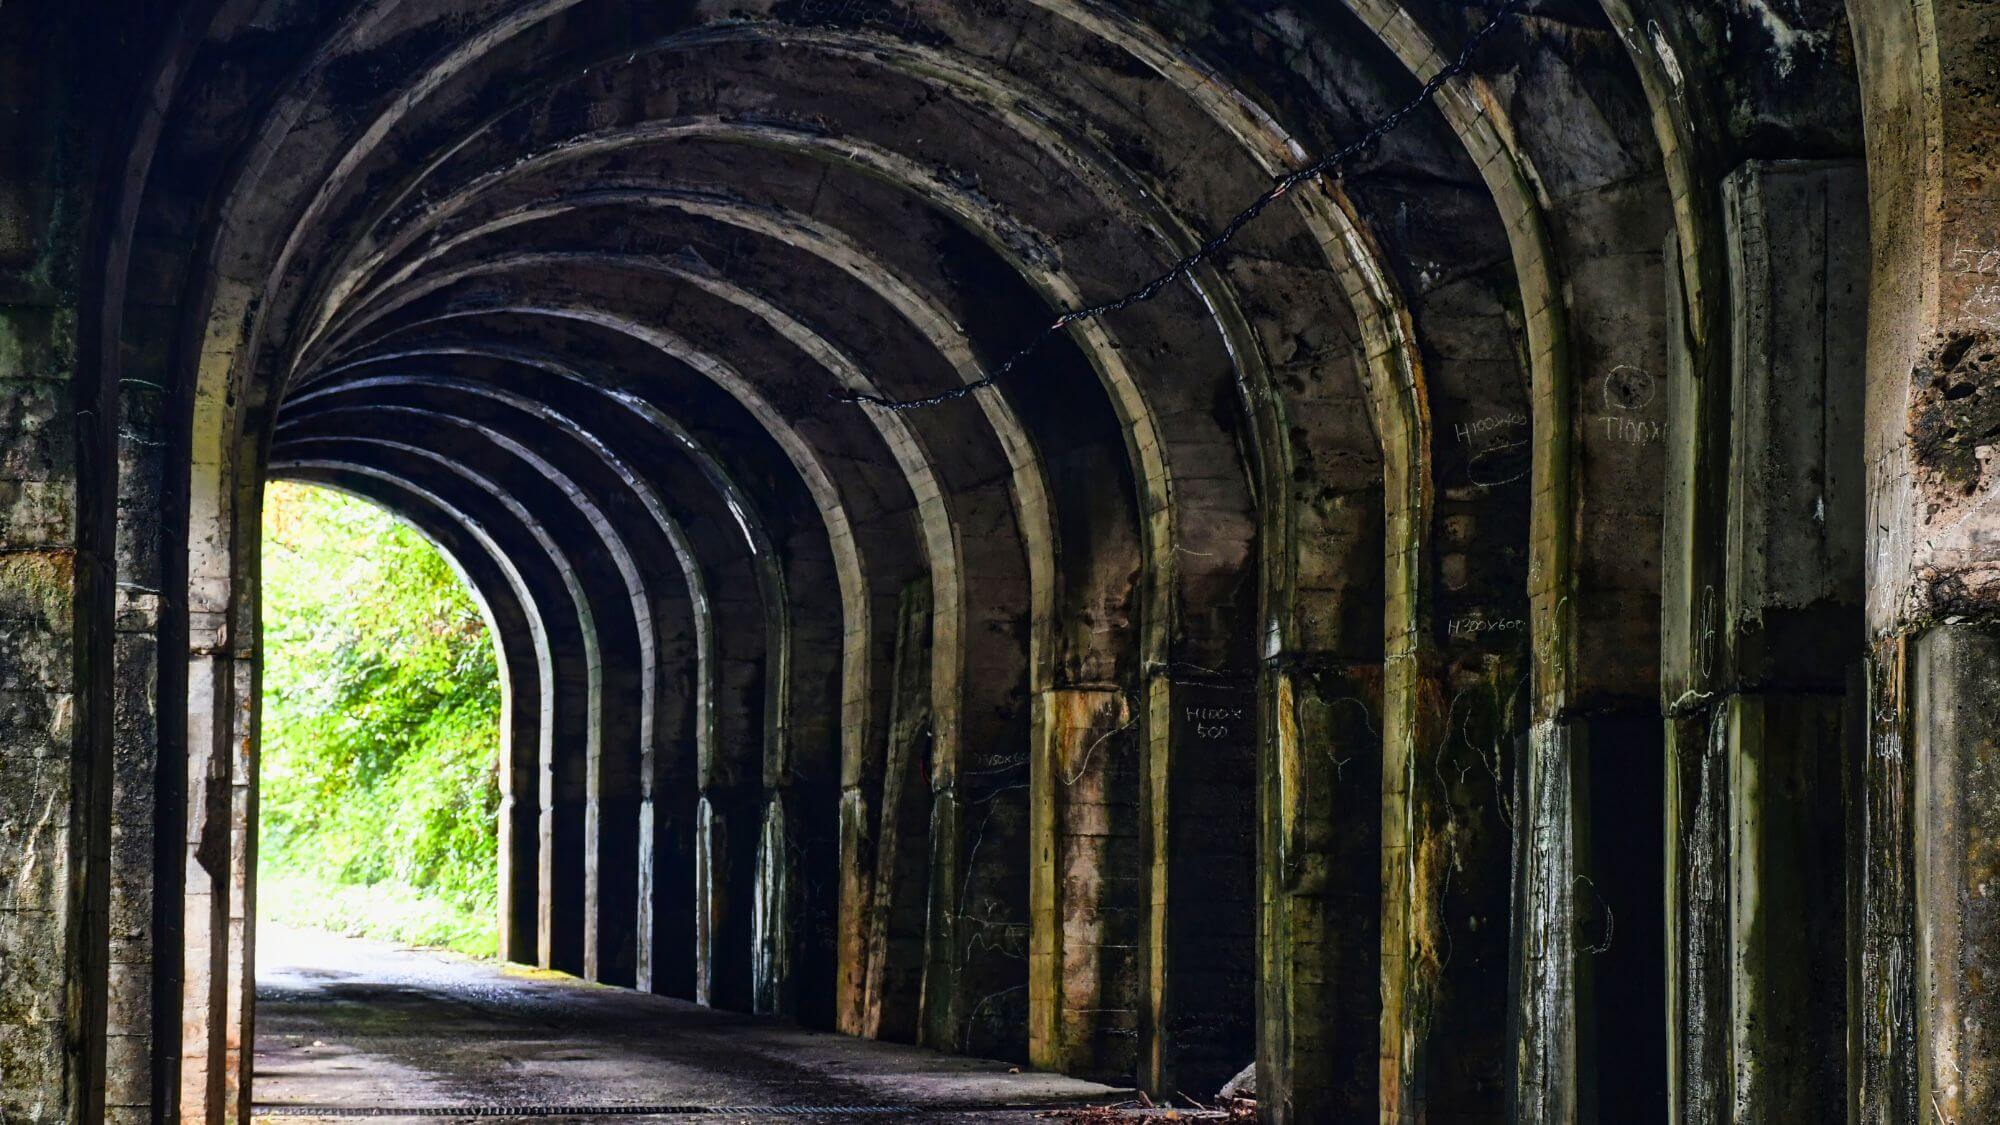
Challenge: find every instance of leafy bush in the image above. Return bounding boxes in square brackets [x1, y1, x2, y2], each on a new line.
[259, 480, 501, 957]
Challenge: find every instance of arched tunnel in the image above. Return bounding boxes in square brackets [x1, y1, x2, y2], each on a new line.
[4, 0, 2000, 1120]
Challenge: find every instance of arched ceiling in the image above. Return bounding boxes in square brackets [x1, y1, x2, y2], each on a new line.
[102, 0, 1865, 896]
[57, 0, 1880, 1103]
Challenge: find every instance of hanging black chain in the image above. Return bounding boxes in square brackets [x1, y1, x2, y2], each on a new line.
[831, 0, 1523, 412]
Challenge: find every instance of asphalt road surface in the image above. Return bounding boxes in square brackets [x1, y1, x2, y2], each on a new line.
[252, 926, 1134, 1124]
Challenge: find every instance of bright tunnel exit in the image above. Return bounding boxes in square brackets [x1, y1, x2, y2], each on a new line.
[257, 480, 503, 957]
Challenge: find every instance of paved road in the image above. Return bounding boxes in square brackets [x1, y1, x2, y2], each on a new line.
[252, 927, 1131, 1123]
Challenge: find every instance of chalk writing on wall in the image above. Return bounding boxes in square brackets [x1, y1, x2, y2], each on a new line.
[1950, 237, 2000, 277]
[1468, 440, 1531, 488]
[1950, 237, 2000, 328]
[1589, 364, 1663, 448]
[1602, 364, 1657, 413]
[1597, 416, 1665, 445]
[1455, 412, 1527, 446]
[1185, 705, 1246, 741]
[1448, 615, 1526, 638]
[1965, 282, 2000, 330]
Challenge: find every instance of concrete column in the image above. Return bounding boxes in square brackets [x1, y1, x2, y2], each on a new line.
[1851, 640, 1916, 1123]
[695, 786, 757, 1011]
[1029, 685, 1138, 1081]
[834, 588, 896, 1037]
[222, 654, 256, 1125]
[0, 8, 114, 1118]
[0, 309, 110, 1125]
[1849, 630, 1996, 1121]
[695, 795, 723, 1005]
[1381, 651, 1520, 1122]
[1911, 627, 2000, 1115]
[638, 758, 698, 999]
[539, 654, 589, 975]
[586, 699, 643, 989]
[1258, 665, 1381, 1123]
[917, 786, 961, 1053]
[639, 610, 697, 1000]
[1512, 712, 1667, 1124]
[106, 582, 167, 1125]
[1511, 717, 1577, 1124]
[751, 792, 793, 1016]
[786, 774, 842, 1029]
[1843, 4, 2000, 1115]
[498, 642, 540, 965]
[178, 649, 232, 1122]
[1136, 676, 1256, 1101]
[859, 581, 931, 1040]
[1662, 160, 1866, 1122]
[835, 783, 873, 1032]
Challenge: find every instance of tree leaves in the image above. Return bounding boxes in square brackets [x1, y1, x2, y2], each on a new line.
[259, 481, 502, 954]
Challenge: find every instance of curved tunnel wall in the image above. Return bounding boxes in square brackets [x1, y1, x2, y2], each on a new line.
[16, 0, 2000, 1122]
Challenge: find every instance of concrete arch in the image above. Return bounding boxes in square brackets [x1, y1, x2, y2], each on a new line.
[319, 299, 932, 1034]
[23, 6, 1912, 1125]
[269, 433, 605, 969]
[309, 246, 1055, 1050]
[266, 17, 1416, 1088]
[296, 359, 831, 1009]
[270, 410, 648, 980]
[327, 247, 976, 767]
[265, 463, 550, 963]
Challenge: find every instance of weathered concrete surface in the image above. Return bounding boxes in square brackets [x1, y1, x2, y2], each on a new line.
[16, 0, 2000, 1122]
[1850, 0, 2000, 632]
[254, 926, 1123, 1121]
[0, 1, 119, 1120]
[1258, 667, 1380, 1124]
[1662, 159, 1865, 1125]
[1848, 5, 2000, 1121]
[1913, 626, 2000, 1120]
[1030, 686, 1136, 1081]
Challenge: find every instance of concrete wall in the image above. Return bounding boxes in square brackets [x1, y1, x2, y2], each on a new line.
[6, 1, 2000, 1123]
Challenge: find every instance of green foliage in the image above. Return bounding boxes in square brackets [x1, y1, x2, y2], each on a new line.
[258, 481, 502, 957]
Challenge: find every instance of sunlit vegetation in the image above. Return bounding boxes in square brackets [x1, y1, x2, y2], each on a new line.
[258, 481, 502, 957]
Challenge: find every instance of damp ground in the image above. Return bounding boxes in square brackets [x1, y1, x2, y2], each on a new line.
[253, 926, 1146, 1123]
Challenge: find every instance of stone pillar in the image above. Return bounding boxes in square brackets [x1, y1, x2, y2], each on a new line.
[178, 647, 233, 1122]
[222, 655, 256, 1125]
[1911, 627, 2000, 1114]
[1662, 160, 1866, 1122]
[1137, 675, 1256, 1101]
[1030, 685, 1137, 1080]
[0, 309, 110, 1124]
[0, 6, 114, 1119]
[1257, 665, 1381, 1123]
[1845, 3, 2000, 1117]
[751, 792, 793, 1016]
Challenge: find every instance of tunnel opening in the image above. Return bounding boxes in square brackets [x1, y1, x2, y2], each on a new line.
[255, 480, 505, 959]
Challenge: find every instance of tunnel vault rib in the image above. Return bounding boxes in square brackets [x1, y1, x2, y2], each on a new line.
[15, 0, 1999, 1123]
